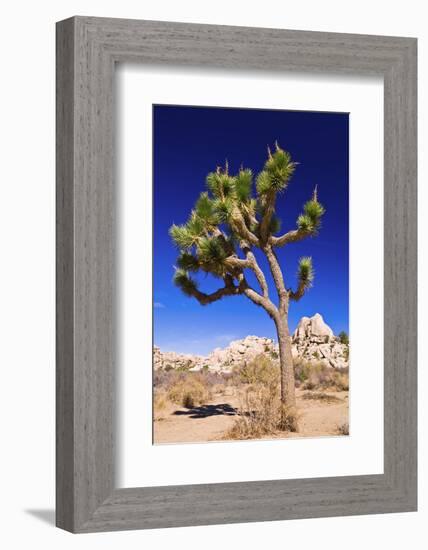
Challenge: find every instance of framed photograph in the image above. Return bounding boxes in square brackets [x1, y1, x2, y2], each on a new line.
[56, 16, 417, 532]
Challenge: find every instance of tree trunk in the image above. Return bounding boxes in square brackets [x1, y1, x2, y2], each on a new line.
[275, 318, 296, 409]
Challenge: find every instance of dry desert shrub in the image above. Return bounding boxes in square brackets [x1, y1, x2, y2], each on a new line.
[277, 404, 300, 432]
[155, 367, 230, 390]
[154, 367, 233, 410]
[331, 370, 349, 391]
[225, 355, 299, 439]
[153, 390, 170, 420]
[302, 391, 343, 404]
[294, 359, 349, 392]
[235, 355, 280, 387]
[167, 376, 211, 409]
[337, 422, 349, 435]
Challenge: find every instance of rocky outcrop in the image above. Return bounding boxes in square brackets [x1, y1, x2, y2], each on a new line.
[293, 313, 334, 342]
[291, 314, 348, 369]
[207, 336, 276, 373]
[154, 314, 349, 372]
[153, 346, 204, 372]
[153, 336, 276, 373]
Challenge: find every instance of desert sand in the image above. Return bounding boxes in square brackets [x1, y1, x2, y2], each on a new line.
[154, 388, 349, 444]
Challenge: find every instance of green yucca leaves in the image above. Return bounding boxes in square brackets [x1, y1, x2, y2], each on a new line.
[197, 236, 228, 264]
[269, 215, 282, 235]
[186, 212, 205, 237]
[296, 214, 313, 233]
[173, 268, 198, 296]
[255, 170, 272, 196]
[234, 169, 252, 203]
[170, 144, 322, 308]
[195, 192, 217, 225]
[169, 210, 207, 250]
[206, 172, 222, 197]
[296, 199, 325, 234]
[169, 224, 195, 250]
[176, 252, 200, 272]
[212, 197, 234, 222]
[304, 199, 325, 223]
[257, 145, 296, 195]
[206, 171, 234, 198]
[297, 256, 314, 288]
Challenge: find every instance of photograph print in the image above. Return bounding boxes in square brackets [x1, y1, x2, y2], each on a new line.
[153, 104, 349, 444]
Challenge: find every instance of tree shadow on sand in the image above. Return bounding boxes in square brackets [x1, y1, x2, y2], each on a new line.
[173, 403, 237, 419]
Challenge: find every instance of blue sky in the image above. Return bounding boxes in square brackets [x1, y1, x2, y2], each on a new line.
[153, 105, 349, 355]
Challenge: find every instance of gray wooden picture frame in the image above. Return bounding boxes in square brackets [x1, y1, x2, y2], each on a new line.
[56, 16, 417, 533]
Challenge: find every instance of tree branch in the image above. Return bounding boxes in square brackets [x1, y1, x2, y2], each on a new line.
[240, 246, 269, 298]
[289, 257, 313, 302]
[259, 189, 276, 242]
[238, 275, 278, 320]
[270, 228, 311, 247]
[264, 245, 288, 312]
[186, 276, 242, 306]
[223, 256, 251, 270]
[230, 207, 259, 246]
[289, 282, 307, 301]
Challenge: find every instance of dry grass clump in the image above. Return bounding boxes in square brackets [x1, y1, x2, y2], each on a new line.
[302, 392, 342, 404]
[235, 355, 280, 386]
[226, 355, 299, 440]
[154, 368, 233, 414]
[153, 390, 170, 420]
[294, 360, 349, 392]
[167, 375, 211, 409]
[155, 368, 230, 392]
[278, 405, 300, 432]
[331, 371, 349, 391]
[337, 422, 349, 435]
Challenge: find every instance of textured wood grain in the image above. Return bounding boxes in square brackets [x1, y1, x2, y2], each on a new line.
[56, 18, 75, 532]
[56, 16, 417, 533]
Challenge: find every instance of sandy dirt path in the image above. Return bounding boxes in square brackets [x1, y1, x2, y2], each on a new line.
[154, 389, 349, 444]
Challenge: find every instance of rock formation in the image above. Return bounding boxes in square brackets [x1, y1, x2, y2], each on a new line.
[291, 313, 348, 369]
[153, 346, 204, 372]
[293, 313, 333, 341]
[154, 313, 349, 372]
[207, 336, 276, 373]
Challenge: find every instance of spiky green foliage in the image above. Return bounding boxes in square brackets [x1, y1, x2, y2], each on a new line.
[195, 192, 218, 226]
[297, 256, 314, 289]
[256, 170, 273, 196]
[176, 252, 200, 272]
[304, 199, 325, 220]
[234, 168, 253, 203]
[269, 215, 282, 235]
[195, 236, 229, 277]
[173, 268, 198, 296]
[304, 199, 325, 227]
[206, 171, 234, 198]
[169, 224, 195, 250]
[186, 212, 205, 237]
[197, 236, 228, 264]
[296, 214, 313, 232]
[170, 143, 323, 308]
[296, 198, 325, 234]
[212, 197, 234, 222]
[256, 144, 296, 196]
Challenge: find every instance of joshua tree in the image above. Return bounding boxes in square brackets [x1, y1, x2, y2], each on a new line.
[169, 143, 325, 417]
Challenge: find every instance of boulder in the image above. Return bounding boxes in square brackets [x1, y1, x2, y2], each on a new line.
[293, 313, 333, 341]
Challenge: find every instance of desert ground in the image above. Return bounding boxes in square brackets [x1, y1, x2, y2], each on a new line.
[154, 386, 349, 444]
[153, 315, 349, 444]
